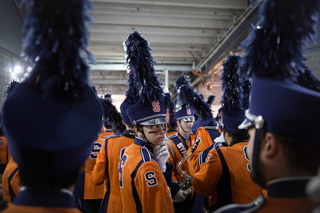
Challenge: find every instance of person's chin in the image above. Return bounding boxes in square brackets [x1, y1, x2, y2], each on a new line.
[156, 138, 164, 145]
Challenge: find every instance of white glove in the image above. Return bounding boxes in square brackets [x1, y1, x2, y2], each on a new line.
[214, 132, 225, 143]
[153, 141, 170, 173]
[173, 187, 193, 203]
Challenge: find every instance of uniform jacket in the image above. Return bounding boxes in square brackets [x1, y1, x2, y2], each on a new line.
[166, 132, 195, 196]
[1, 188, 83, 213]
[215, 177, 314, 213]
[192, 142, 263, 211]
[119, 137, 174, 213]
[0, 136, 10, 167]
[92, 130, 135, 213]
[74, 136, 106, 202]
[188, 126, 222, 176]
[2, 159, 20, 203]
[99, 129, 114, 139]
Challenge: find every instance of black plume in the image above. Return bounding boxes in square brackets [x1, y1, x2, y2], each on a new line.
[124, 31, 164, 103]
[174, 74, 212, 120]
[239, 0, 320, 81]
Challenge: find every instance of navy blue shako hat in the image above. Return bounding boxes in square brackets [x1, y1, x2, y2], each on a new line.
[123, 31, 166, 126]
[2, 0, 103, 175]
[173, 100, 195, 122]
[238, 0, 320, 184]
[174, 74, 219, 134]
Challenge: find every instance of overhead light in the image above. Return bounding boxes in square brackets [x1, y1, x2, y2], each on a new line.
[13, 65, 22, 74]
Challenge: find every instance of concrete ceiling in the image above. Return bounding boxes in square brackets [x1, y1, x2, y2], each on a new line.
[14, 0, 261, 106]
[86, 0, 260, 98]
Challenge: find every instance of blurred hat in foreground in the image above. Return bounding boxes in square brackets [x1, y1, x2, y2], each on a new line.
[2, 0, 103, 175]
[238, 0, 320, 145]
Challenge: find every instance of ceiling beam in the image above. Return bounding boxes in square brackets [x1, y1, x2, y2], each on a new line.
[90, 64, 193, 72]
[92, 0, 248, 10]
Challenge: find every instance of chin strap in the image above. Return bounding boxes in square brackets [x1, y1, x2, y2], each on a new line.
[250, 127, 262, 185]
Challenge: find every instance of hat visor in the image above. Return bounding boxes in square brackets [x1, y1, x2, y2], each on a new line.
[139, 117, 167, 125]
[178, 116, 195, 122]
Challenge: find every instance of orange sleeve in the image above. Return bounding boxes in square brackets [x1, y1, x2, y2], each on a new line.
[2, 159, 20, 203]
[91, 141, 107, 185]
[192, 148, 222, 196]
[187, 127, 213, 175]
[135, 161, 174, 213]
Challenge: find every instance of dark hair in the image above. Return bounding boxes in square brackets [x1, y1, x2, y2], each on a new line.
[223, 128, 249, 146]
[275, 133, 320, 175]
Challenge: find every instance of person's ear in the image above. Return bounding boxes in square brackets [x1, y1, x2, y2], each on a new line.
[134, 126, 143, 138]
[262, 132, 278, 159]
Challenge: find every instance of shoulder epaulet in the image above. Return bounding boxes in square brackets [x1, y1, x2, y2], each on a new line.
[167, 133, 178, 139]
[204, 125, 219, 130]
[213, 194, 265, 213]
[140, 146, 152, 162]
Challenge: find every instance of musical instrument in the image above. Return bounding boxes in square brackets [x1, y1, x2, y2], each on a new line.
[176, 137, 201, 190]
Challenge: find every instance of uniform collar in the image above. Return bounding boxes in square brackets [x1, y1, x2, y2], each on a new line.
[134, 137, 154, 153]
[14, 187, 74, 208]
[123, 129, 135, 138]
[178, 131, 189, 141]
[267, 176, 312, 198]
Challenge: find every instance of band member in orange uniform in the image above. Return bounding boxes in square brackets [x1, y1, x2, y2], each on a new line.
[192, 55, 263, 211]
[119, 31, 174, 213]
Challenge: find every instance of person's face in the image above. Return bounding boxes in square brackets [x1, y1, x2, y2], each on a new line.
[142, 123, 166, 146]
[178, 120, 194, 135]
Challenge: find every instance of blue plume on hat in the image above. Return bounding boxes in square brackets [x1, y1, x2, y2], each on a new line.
[175, 73, 212, 120]
[21, 0, 95, 97]
[221, 54, 244, 111]
[164, 92, 172, 111]
[164, 93, 177, 128]
[124, 31, 163, 103]
[239, 0, 320, 81]
[104, 93, 112, 101]
[124, 70, 139, 104]
[206, 95, 215, 106]
[297, 63, 320, 92]
[101, 96, 125, 133]
[220, 54, 250, 134]
[5, 80, 20, 97]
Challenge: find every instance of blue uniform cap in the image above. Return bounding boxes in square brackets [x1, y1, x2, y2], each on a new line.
[239, 75, 320, 144]
[2, 83, 103, 175]
[174, 102, 195, 122]
[126, 99, 167, 126]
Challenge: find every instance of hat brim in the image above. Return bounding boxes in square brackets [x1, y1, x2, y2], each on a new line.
[178, 116, 195, 122]
[139, 117, 167, 125]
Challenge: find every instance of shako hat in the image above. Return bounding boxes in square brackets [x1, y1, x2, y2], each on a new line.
[237, 0, 320, 183]
[2, 0, 103, 175]
[124, 31, 166, 126]
[174, 74, 219, 134]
